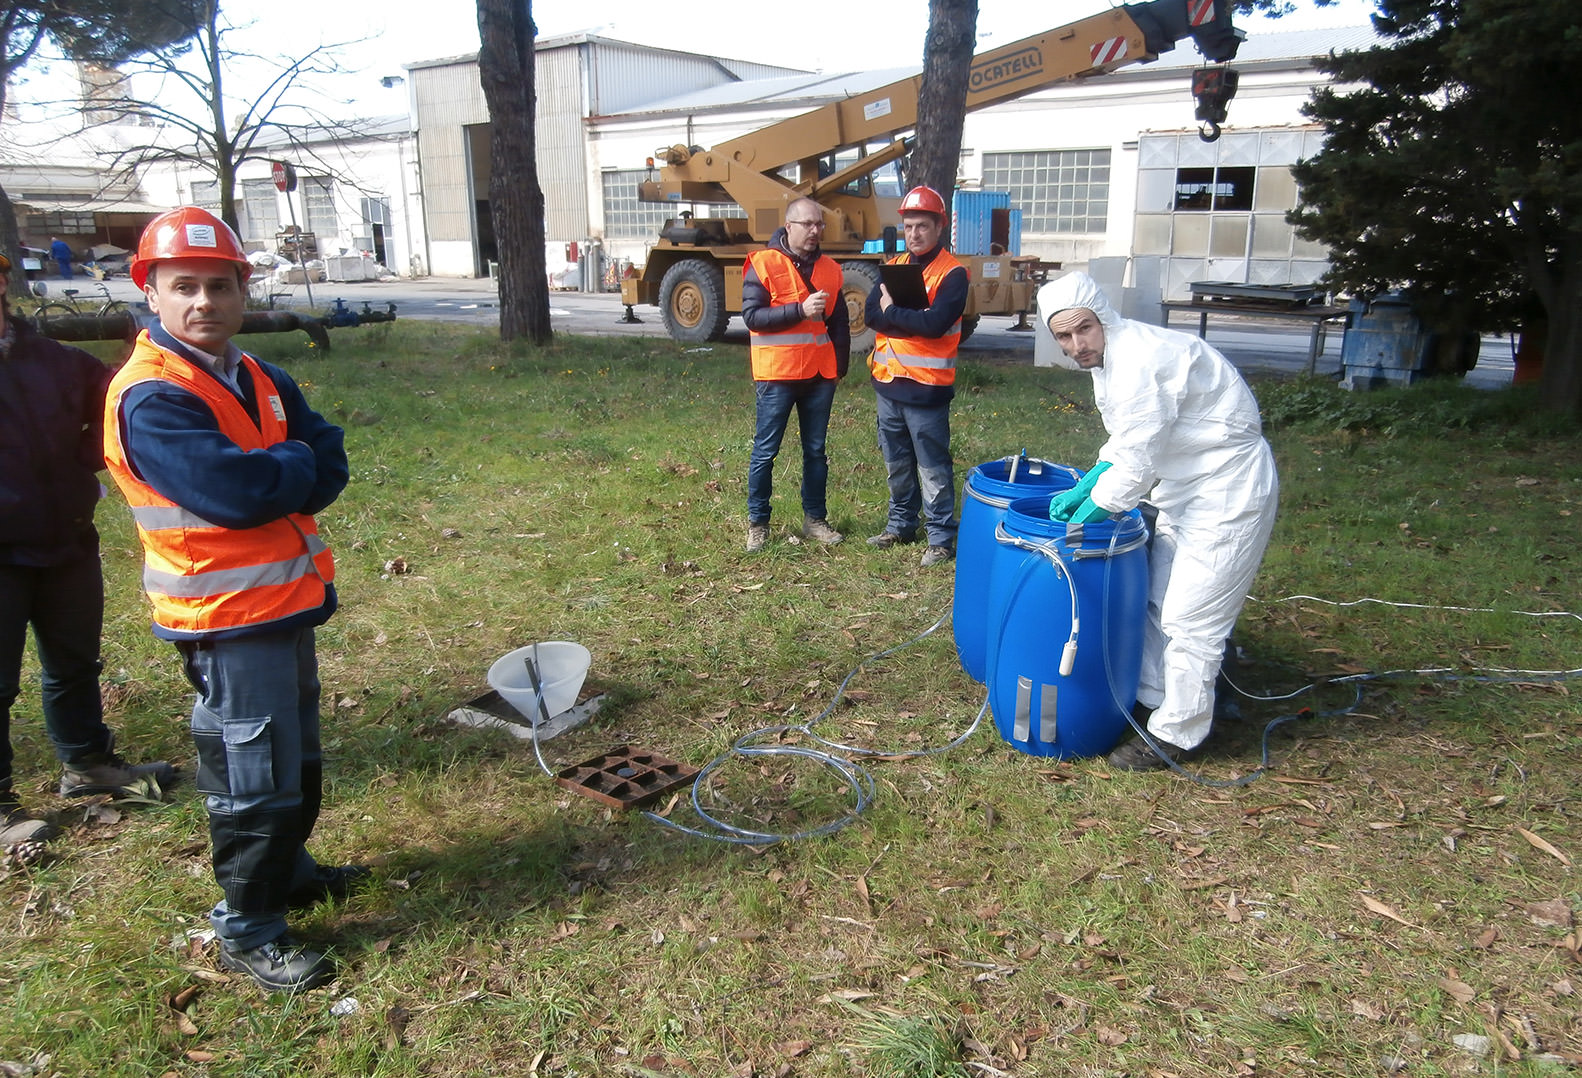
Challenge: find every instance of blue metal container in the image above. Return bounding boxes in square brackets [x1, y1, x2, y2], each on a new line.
[1341, 294, 1428, 387]
[985, 495, 1149, 758]
[951, 190, 1010, 256]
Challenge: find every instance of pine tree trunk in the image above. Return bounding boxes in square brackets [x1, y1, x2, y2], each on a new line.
[476, 0, 552, 344]
[1538, 261, 1582, 420]
[1, 185, 26, 297]
[907, 0, 979, 221]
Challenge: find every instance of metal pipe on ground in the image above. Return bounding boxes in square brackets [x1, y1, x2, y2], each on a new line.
[31, 310, 335, 351]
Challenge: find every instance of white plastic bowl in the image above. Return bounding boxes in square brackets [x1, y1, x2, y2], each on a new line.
[487, 641, 591, 723]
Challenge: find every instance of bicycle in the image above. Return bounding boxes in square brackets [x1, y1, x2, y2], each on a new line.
[33, 281, 131, 321]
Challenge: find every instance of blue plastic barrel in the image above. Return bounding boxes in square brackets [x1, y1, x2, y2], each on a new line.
[954, 457, 1079, 683]
[984, 494, 1150, 758]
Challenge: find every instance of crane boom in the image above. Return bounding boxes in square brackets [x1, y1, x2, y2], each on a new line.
[623, 0, 1242, 344]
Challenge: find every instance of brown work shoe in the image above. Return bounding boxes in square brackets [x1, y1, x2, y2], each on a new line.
[802, 517, 844, 545]
[60, 751, 176, 799]
[1106, 735, 1192, 772]
[746, 523, 770, 553]
[865, 530, 917, 549]
[920, 544, 954, 568]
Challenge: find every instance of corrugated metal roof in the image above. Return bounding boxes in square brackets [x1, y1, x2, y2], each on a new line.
[14, 196, 166, 215]
[616, 66, 920, 117]
[250, 115, 412, 151]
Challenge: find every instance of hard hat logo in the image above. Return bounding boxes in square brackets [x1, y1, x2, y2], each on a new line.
[184, 223, 220, 248]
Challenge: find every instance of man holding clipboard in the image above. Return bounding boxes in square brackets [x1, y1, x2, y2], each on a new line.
[864, 185, 968, 567]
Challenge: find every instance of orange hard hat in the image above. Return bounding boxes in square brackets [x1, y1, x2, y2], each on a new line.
[132, 206, 251, 289]
[899, 185, 947, 218]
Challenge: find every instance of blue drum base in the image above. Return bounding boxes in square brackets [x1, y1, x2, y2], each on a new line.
[985, 494, 1149, 758]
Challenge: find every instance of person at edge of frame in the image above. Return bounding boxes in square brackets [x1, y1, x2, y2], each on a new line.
[1, 251, 176, 849]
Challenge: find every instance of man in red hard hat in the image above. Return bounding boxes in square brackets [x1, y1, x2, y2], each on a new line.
[864, 185, 968, 568]
[103, 207, 364, 993]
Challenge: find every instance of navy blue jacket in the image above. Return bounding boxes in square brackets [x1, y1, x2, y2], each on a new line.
[0, 315, 111, 566]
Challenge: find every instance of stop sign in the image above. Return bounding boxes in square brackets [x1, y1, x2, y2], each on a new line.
[271, 160, 297, 193]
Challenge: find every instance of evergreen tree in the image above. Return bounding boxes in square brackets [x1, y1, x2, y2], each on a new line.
[1290, 0, 1582, 416]
[2, 2, 204, 291]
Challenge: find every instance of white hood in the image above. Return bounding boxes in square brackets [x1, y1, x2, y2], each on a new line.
[1036, 271, 1122, 334]
[1035, 271, 1122, 370]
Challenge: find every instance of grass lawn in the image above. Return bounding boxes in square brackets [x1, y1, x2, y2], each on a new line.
[2, 321, 1579, 1077]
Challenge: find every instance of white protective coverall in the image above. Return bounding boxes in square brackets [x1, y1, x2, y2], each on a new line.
[1035, 271, 1279, 750]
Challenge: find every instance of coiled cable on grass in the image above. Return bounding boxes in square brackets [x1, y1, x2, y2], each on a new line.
[641, 605, 989, 845]
[518, 603, 987, 845]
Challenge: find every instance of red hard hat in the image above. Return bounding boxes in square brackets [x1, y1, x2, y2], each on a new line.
[132, 206, 252, 289]
[899, 185, 947, 218]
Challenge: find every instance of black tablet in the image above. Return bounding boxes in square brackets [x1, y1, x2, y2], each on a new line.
[878, 262, 929, 309]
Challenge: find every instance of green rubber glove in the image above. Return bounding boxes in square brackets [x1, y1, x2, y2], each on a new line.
[1049, 461, 1112, 521]
[1067, 496, 1113, 524]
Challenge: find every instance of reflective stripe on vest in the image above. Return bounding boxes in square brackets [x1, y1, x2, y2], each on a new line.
[747, 248, 843, 381]
[142, 534, 331, 597]
[870, 249, 965, 386]
[103, 332, 335, 635]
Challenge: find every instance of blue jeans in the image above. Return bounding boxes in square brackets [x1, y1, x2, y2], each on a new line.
[874, 395, 957, 546]
[747, 377, 837, 525]
[0, 556, 111, 790]
[179, 627, 327, 949]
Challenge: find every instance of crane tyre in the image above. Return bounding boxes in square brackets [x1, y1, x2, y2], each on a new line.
[658, 258, 728, 342]
[839, 261, 882, 354]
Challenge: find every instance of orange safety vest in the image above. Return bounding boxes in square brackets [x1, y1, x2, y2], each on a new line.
[103, 332, 335, 636]
[869, 249, 965, 386]
[746, 247, 843, 381]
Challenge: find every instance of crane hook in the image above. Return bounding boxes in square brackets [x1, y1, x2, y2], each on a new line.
[1198, 121, 1222, 143]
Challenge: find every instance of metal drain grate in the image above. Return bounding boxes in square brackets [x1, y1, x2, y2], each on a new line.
[555, 745, 698, 810]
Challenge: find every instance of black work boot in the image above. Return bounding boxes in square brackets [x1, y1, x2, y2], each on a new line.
[1107, 734, 1195, 772]
[218, 934, 335, 993]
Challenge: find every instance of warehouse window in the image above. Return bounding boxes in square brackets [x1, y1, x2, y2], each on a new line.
[302, 175, 336, 236]
[982, 148, 1110, 233]
[25, 211, 94, 232]
[602, 169, 679, 238]
[240, 179, 280, 244]
[601, 168, 743, 238]
[1173, 166, 1255, 211]
[191, 179, 220, 210]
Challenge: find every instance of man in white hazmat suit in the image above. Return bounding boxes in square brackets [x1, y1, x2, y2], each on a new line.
[1035, 271, 1279, 771]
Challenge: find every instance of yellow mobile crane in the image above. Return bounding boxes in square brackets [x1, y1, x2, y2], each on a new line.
[620, 0, 1242, 344]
